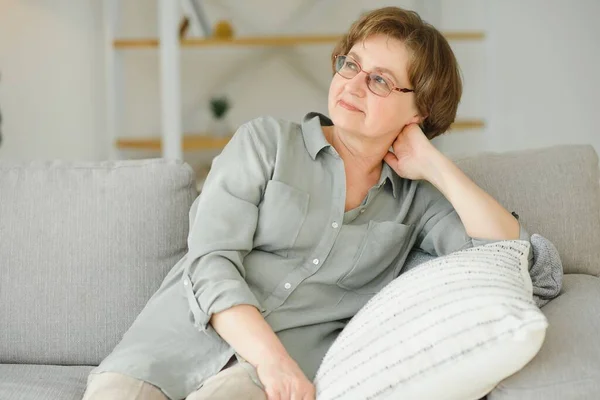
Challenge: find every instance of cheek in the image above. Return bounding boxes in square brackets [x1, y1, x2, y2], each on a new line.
[368, 97, 396, 119]
[367, 98, 410, 128]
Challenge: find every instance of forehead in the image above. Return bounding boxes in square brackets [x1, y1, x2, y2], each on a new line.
[348, 35, 410, 79]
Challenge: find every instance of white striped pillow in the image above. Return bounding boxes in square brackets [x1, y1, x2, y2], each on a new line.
[314, 240, 548, 400]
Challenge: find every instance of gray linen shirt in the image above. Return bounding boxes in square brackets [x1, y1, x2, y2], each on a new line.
[92, 112, 531, 400]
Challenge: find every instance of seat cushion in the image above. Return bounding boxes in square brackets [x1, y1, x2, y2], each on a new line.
[489, 274, 600, 399]
[0, 364, 94, 400]
[0, 159, 198, 365]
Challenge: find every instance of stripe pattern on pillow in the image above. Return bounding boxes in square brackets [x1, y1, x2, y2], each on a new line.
[314, 240, 548, 400]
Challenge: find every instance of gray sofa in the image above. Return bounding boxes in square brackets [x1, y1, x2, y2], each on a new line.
[1, 144, 599, 400]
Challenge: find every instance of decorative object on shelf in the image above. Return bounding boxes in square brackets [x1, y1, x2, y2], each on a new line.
[179, 17, 190, 39]
[213, 20, 235, 40]
[180, 0, 212, 38]
[208, 96, 232, 137]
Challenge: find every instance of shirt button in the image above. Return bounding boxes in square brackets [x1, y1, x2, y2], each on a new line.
[284, 282, 292, 290]
[360, 209, 366, 214]
[183, 279, 190, 286]
[313, 258, 319, 265]
[331, 222, 339, 229]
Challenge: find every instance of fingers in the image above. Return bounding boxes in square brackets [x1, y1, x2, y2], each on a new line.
[259, 362, 314, 400]
[267, 384, 314, 400]
[266, 384, 290, 400]
[384, 151, 398, 165]
[302, 386, 316, 400]
[290, 389, 310, 400]
[265, 387, 281, 400]
[290, 384, 300, 400]
[296, 383, 315, 400]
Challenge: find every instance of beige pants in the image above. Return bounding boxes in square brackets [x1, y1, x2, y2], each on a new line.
[82, 357, 266, 400]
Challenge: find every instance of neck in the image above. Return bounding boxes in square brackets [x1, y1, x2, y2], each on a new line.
[325, 125, 395, 175]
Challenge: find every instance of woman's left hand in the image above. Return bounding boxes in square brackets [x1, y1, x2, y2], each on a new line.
[383, 123, 441, 181]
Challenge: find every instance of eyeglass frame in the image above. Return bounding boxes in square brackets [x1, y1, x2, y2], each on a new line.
[333, 54, 415, 97]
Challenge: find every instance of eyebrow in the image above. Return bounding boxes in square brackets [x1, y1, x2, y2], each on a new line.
[347, 51, 400, 84]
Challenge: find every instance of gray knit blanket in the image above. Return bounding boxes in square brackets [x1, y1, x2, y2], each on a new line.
[403, 234, 564, 308]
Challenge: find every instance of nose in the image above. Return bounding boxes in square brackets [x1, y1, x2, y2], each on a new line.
[344, 71, 368, 97]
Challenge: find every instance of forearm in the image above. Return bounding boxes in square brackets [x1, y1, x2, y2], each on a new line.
[425, 149, 520, 241]
[210, 304, 294, 368]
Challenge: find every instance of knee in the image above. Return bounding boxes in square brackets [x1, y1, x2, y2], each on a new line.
[82, 372, 167, 400]
[187, 364, 266, 400]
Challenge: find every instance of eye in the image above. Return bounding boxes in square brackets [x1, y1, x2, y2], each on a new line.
[345, 60, 359, 71]
[373, 75, 388, 85]
[371, 74, 392, 90]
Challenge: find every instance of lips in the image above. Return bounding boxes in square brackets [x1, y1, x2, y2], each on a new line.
[338, 100, 362, 112]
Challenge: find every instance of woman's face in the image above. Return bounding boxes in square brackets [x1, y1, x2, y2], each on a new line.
[328, 34, 420, 140]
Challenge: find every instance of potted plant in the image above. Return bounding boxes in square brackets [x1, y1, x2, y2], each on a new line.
[208, 96, 231, 137]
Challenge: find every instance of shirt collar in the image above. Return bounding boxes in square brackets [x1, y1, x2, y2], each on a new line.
[301, 112, 333, 160]
[300, 111, 400, 198]
[379, 162, 400, 198]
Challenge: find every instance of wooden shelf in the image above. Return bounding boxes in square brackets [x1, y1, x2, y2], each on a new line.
[113, 32, 485, 49]
[114, 35, 339, 48]
[116, 119, 484, 151]
[450, 119, 485, 130]
[116, 134, 232, 151]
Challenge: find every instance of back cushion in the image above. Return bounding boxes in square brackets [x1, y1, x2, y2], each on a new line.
[0, 159, 197, 365]
[454, 144, 600, 276]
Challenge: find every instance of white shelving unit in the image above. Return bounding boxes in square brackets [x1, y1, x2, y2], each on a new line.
[103, 0, 487, 160]
[104, 0, 183, 160]
[157, 0, 184, 161]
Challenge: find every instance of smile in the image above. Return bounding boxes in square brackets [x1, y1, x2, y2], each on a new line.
[338, 100, 362, 112]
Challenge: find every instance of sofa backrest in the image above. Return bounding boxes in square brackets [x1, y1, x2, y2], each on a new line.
[1, 145, 598, 365]
[454, 144, 600, 276]
[0, 159, 198, 365]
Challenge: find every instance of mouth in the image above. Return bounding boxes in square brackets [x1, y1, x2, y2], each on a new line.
[338, 100, 362, 113]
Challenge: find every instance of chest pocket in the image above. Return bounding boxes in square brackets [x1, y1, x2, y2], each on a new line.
[336, 220, 414, 295]
[253, 180, 309, 258]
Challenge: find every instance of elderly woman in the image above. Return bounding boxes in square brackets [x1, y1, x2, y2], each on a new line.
[83, 6, 529, 400]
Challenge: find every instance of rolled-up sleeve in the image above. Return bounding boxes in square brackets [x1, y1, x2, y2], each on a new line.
[415, 181, 532, 260]
[181, 122, 272, 332]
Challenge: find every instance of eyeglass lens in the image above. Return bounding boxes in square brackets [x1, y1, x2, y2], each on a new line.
[335, 55, 392, 96]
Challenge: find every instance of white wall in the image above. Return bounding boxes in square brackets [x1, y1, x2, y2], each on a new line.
[430, 0, 600, 157]
[0, 0, 598, 163]
[485, 0, 600, 154]
[0, 0, 105, 161]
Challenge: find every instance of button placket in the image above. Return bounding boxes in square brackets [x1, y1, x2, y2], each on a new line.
[263, 175, 344, 314]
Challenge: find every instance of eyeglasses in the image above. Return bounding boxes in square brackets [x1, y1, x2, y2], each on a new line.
[334, 55, 415, 97]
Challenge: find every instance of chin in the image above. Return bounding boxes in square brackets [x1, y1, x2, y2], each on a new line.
[330, 106, 365, 132]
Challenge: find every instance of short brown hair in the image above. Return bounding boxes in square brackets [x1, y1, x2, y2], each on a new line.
[332, 7, 462, 139]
